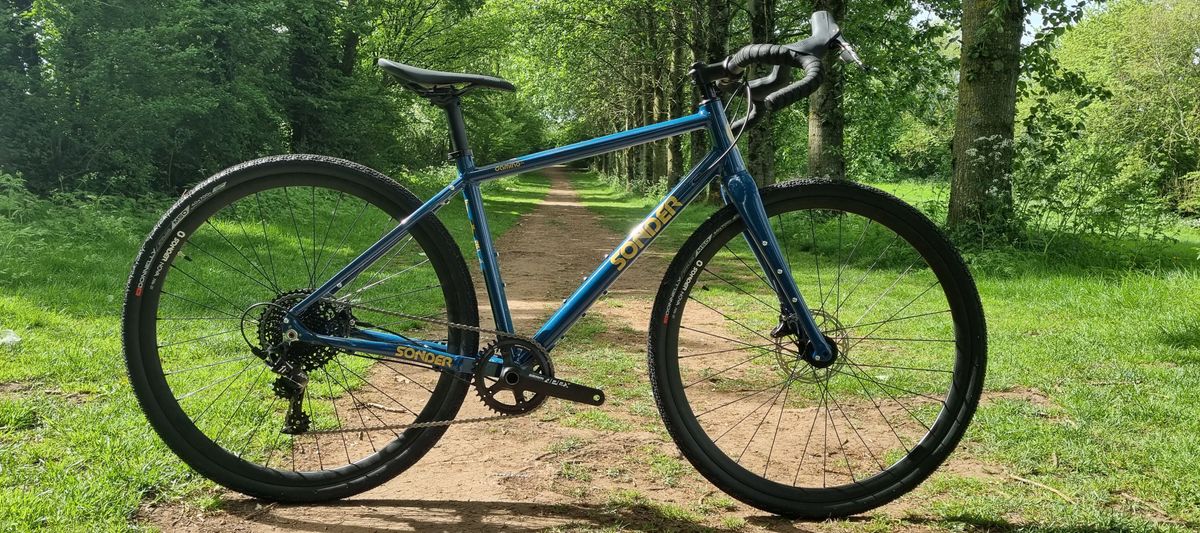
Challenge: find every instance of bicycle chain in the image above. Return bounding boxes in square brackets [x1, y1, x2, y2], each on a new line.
[302, 296, 547, 433]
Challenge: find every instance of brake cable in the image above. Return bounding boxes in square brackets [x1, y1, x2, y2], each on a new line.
[707, 79, 754, 172]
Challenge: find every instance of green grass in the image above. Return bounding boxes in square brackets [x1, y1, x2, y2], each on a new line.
[0, 169, 548, 531]
[577, 173, 1200, 530]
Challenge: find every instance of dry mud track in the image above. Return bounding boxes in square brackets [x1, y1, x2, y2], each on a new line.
[146, 167, 1010, 532]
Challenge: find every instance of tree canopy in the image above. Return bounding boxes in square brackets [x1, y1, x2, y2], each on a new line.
[1, 0, 1197, 239]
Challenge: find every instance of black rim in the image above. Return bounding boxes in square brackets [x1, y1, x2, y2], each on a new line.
[660, 187, 982, 501]
[131, 169, 472, 484]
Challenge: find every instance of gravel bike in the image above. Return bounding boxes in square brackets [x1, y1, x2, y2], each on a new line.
[124, 11, 986, 518]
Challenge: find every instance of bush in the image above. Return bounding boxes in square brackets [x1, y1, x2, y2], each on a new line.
[1175, 171, 1200, 216]
[1013, 123, 1174, 243]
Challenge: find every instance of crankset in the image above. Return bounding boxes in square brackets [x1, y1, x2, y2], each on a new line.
[474, 338, 604, 414]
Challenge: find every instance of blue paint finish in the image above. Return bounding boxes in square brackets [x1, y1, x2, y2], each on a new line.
[302, 330, 477, 373]
[533, 150, 722, 349]
[701, 98, 834, 360]
[290, 177, 465, 315]
[463, 182, 514, 333]
[284, 96, 831, 367]
[465, 111, 710, 183]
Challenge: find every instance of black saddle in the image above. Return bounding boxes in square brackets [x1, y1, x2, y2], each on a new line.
[377, 58, 516, 93]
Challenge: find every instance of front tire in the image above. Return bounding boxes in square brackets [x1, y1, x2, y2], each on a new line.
[648, 179, 986, 518]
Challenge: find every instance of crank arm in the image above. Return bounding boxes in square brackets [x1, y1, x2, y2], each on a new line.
[519, 373, 605, 406]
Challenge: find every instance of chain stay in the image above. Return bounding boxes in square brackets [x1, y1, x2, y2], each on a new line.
[306, 295, 545, 430]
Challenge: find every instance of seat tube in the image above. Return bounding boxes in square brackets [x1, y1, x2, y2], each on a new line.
[703, 98, 834, 362]
[463, 182, 515, 334]
[441, 95, 516, 334]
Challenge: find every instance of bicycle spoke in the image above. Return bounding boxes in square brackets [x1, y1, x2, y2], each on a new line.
[157, 327, 241, 348]
[678, 342, 780, 360]
[310, 190, 344, 284]
[197, 221, 279, 295]
[315, 199, 371, 281]
[694, 376, 792, 419]
[735, 373, 793, 462]
[254, 192, 282, 291]
[703, 266, 780, 313]
[687, 295, 784, 349]
[722, 243, 774, 294]
[834, 233, 899, 317]
[164, 354, 256, 376]
[669, 202, 973, 496]
[762, 369, 792, 476]
[679, 325, 798, 355]
[829, 309, 950, 333]
[228, 201, 280, 293]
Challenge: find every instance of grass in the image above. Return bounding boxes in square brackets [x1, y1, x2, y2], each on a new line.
[2, 166, 1199, 531]
[0, 169, 549, 531]
[574, 172, 1200, 531]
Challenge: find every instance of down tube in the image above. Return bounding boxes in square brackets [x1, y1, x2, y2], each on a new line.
[534, 152, 721, 350]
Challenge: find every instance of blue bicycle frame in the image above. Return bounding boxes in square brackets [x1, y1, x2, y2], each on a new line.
[284, 93, 834, 373]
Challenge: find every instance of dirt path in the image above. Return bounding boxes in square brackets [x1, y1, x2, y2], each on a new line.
[145, 168, 1011, 532]
[146, 168, 697, 532]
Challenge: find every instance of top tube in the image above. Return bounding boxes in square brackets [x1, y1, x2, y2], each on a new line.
[461, 110, 710, 183]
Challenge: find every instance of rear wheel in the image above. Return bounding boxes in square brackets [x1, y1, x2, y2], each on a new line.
[649, 179, 986, 518]
[123, 155, 478, 502]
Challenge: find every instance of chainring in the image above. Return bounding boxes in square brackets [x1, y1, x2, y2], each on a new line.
[473, 337, 554, 415]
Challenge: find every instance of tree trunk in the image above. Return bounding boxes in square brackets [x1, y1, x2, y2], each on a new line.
[339, 0, 360, 76]
[747, 0, 776, 185]
[649, 11, 668, 184]
[807, 0, 845, 180]
[948, 0, 1023, 238]
[704, 0, 731, 201]
[625, 102, 638, 187]
[688, 1, 709, 171]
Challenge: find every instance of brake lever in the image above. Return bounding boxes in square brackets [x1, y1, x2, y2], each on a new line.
[835, 37, 871, 72]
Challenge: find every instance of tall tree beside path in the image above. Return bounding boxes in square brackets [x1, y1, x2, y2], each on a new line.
[948, 0, 1023, 239]
[807, 0, 846, 180]
[747, 0, 777, 185]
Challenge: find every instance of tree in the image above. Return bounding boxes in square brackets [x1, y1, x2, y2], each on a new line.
[747, 0, 777, 185]
[948, 0, 1023, 238]
[807, 0, 845, 180]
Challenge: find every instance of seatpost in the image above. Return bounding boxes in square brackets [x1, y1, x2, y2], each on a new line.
[435, 94, 474, 171]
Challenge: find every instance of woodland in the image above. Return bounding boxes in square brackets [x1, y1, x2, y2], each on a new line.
[1, 1, 1199, 530]
[2, 0, 1197, 241]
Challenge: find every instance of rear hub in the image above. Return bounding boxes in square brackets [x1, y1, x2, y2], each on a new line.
[255, 289, 353, 372]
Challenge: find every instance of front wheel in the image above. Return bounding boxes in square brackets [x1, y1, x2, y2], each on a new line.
[648, 179, 986, 518]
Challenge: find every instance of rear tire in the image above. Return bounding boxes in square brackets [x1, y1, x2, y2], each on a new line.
[648, 179, 986, 518]
[123, 154, 478, 502]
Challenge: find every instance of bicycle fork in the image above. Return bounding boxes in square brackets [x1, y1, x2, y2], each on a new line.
[704, 95, 834, 363]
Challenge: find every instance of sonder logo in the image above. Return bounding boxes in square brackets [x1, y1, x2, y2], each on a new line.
[609, 196, 683, 271]
[396, 346, 453, 368]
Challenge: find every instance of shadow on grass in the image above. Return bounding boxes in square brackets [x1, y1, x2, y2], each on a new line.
[217, 497, 824, 533]
[217, 497, 1190, 533]
[899, 512, 1197, 532]
[1156, 319, 1200, 354]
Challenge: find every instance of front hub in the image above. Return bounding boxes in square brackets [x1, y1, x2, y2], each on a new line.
[801, 334, 840, 369]
[772, 309, 850, 376]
